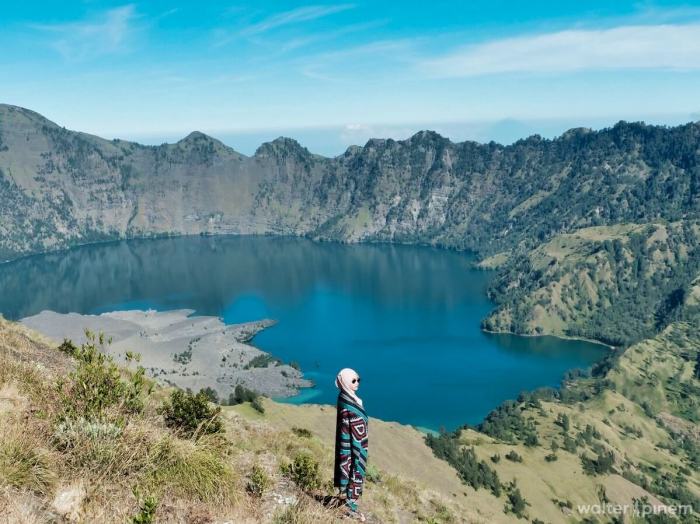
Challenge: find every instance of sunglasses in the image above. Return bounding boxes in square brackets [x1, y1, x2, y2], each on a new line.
[351, 377, 361, 384]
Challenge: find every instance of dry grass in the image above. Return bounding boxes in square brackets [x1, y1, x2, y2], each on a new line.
[0, 317, 477, 523]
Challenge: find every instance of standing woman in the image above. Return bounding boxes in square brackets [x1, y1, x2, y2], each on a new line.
[334, 368, 368, 521]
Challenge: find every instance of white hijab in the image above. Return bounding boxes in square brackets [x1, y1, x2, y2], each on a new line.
[335, 367, 363, 407]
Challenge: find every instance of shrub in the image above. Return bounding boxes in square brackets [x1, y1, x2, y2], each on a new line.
[581, 450, 615, 476]
[251, 396, 266, 414]
[491, 453, 501, 463]
[365, 463, 382, 483]
[56, 332, 150, 422]
[281, 452, 321, 491]
[505, 450, 523, 463]
[291, 427, 312, 438]
[426, 433, 501, 497]
[228, 384, 258, 405]
[545, 453, 558, 462]
[555, 413, 570, 432]
[505, 483, 529, 517]
[523, 431, 539, 447]
[247, 464, 270, 498]
[199, 387, 219, 403]
[563, 435, 578, 453]
[161, 389, 223, 438]
[131, 493, 158, 524]
[244, 354, 277, 369]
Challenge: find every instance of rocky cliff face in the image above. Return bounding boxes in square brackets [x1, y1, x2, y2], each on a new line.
[1, 104, 699, 261]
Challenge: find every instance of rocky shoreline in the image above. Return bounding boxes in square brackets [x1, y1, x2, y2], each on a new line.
[20, 309, 311, 399]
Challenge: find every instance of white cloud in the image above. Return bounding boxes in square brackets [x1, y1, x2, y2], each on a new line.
[31, 4, 138, 61]
[423, 23, 700, 77]
[241, 4, 355, 36]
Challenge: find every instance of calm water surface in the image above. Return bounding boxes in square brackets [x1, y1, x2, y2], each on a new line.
[0, 236, 606, 430]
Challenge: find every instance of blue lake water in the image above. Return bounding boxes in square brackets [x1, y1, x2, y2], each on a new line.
[0, 235, 606, 430]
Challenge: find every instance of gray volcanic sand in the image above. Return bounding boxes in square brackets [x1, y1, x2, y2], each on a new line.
[21, 309, 311, 399]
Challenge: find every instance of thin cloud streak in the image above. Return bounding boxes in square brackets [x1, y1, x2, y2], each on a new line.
[241, 4, 355, 35]
[30, 4, 138, 61]
[423, 23, 700, 77]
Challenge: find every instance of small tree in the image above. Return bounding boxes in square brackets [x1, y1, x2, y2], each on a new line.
[161, 389, 222, 438]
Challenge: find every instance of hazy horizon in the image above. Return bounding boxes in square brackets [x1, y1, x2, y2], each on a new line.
[3, 1, 700, 155]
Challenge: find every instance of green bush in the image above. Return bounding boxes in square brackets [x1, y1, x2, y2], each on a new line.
[161, 389, 223, 438]
[131, 493, 158, 524]
[227, 384, 258, 405]
[291, 427, 312, 438]
[505, 483, 529, 518]
[199, 387, 219, 403]
[57, 332, 149, 422]
[365, 463, 382, 483]
[251, 396, 265, 414]
[247, 464, 270, 498]
[281, 452, 321, 491]
[581, 450, 615, 476]
[545, 453, 558, 462]
[505, 450, 523, 463]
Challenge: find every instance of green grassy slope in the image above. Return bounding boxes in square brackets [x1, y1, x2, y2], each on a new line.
[428, 322, 700, 522]
[483, 221, 700, 346]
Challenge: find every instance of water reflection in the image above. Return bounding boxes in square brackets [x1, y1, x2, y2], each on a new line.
[0, 235, 606, 429]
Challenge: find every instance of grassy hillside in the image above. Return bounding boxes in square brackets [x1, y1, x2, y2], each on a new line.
[0, 316, 506, 523]
[428, 321, 700, 522]
[2, 314, 698, 522]
[483, 221, 700, 346]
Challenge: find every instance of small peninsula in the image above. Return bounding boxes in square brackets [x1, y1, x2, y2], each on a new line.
[20, 309, 310, 399]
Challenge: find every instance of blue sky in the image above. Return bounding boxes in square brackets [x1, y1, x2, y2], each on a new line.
[2, 1, 700, 155]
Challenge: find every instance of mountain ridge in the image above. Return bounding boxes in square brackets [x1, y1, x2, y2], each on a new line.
[1, 103, 700, 273]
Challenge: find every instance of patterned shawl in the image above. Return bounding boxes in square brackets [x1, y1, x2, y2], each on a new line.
[333, 389, 369, 492]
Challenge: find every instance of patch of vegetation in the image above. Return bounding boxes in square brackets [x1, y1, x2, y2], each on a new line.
[476, 397, 540, 445]
[504, 481, 529, 519]
[244, 354, 278, 369]
[580, 449, 615, 476]
[131, 492, 158, 524]
[505, 450, 523, 463]
[56, 331, 150, 422]
[0, 435, 55, 494]
[291, 427, 312, 438]
[199, 386, 219, 403]
[160, 389, 223, 438]
[426, 432, 501, 497]
[173, 337, 200, 365]
[246, 464, 270, 498]
[281, 452, 321, 491]
[225, 384, 265, 413]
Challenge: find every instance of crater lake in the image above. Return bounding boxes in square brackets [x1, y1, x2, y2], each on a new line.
[0, 235, 607, 430]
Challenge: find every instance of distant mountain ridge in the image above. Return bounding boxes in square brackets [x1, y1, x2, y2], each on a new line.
[1, 103, 699, 263]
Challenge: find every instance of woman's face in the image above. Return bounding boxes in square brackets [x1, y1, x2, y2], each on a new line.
[349, 372, 360, 392]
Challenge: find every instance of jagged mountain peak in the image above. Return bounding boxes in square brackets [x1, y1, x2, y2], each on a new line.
[254, 136, 311, 158]
[407, 129, 448, 143]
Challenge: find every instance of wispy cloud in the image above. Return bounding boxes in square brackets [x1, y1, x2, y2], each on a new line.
[281, 20, 385, 52]
[241, 4, 355, 36]
[300, 38, 419, 81]
[423, 23, 700, 77]
[31, 4, 138, 61]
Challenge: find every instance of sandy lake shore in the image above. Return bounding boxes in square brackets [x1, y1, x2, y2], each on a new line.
[21, 309, 312, 399]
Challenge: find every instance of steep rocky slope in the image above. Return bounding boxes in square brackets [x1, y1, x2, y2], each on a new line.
[1, 104, 699, 262]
